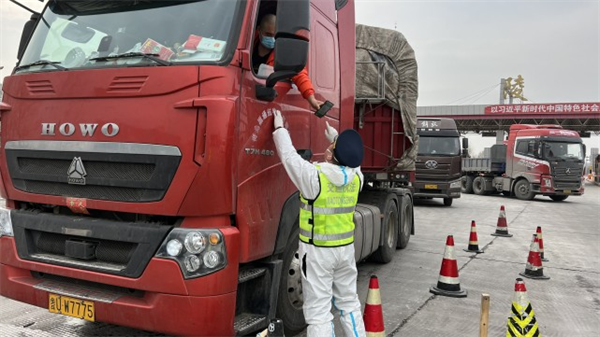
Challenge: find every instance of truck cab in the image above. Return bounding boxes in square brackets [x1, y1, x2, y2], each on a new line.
[413, 118, 462, 206]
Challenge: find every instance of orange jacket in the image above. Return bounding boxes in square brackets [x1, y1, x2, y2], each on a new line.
[266, 50, 315, 99]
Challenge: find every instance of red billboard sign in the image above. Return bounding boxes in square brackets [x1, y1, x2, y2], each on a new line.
[485, 103, 600, 115]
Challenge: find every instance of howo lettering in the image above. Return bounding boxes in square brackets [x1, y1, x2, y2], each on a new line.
[0, 0, 418, 335]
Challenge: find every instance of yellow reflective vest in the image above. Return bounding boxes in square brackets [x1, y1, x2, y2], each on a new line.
[299, 166, 360, 247]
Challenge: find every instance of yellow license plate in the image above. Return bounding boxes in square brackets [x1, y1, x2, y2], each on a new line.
[49, 293, 95, 322]
[424, 184, 438, 189]
[564, 190, 571, 194]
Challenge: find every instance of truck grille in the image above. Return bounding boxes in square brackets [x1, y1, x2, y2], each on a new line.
[552, 165, 582, 190]
[12, 210, 172, 278]
[415, 162, 459, 181]
[5, 141, 180, 203]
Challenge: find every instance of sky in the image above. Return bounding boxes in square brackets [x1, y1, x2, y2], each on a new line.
[0, 0, 599, 155]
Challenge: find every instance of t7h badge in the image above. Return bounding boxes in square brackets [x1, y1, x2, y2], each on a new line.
[68, 157, 87, 185]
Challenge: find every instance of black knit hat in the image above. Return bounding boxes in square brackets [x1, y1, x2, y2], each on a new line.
[333, 129, 364, 168]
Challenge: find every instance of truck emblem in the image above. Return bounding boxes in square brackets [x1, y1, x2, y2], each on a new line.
[42, 123, 119, 137]
[425, 160, 438, 169]
[67, 157, 87, 185]
[566, 168, 571, 174]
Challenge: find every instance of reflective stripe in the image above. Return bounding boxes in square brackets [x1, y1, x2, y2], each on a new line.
[350, 312, 359, 337]
[300, 203, 356, 215]
[299, 228, 354, 241]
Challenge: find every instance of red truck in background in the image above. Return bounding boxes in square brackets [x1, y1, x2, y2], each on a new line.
[0, 0, 418, 335]
[462, 124, 585, 201]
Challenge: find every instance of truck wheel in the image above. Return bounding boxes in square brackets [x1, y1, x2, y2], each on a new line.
[276, 227, 306, 335]
[514, 179, 535, 200]
[549, 195, 568, 201]
[443, 198, 453, 206]
[371, 194, 399, 263]
[397, 195, 413, 249]
[472, 177, 487, 195]
[461, 176, 474, 194]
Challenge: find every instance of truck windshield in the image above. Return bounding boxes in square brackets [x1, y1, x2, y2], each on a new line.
[17, 0, 240, 73]
[418, 137, 460, 156]
[542, 142, 584, 161]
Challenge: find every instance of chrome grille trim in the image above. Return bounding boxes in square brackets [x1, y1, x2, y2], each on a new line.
[5, 141, 181, 156]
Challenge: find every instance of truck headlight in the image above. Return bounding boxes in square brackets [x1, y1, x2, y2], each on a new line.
[450, 180, 462, 189]
[543, 178, 552, 187]
[156, 228, 227, 279]
[0, 207, 13, 237]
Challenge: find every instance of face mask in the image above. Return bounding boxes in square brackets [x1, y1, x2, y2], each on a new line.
[260, 34, 275, 50]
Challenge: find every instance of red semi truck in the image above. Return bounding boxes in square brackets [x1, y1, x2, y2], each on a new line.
[462, 124, 585, 201]
[0, 0, 418, 335]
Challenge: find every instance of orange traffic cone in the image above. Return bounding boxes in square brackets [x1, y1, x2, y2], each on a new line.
[491, 205, 513, 237]
[364, 275, 385, 337]
[464, 220, 484, 254]
[520, 234, 550, 280]
[536, 226, 548, 262]
[430, 235, 467, 297]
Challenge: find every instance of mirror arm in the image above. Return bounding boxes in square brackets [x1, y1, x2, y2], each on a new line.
[9, 0, 40, 15]
[266, 70, 298, 88]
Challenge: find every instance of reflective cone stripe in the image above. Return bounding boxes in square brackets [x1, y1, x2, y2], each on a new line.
[536, 226, 547, 261]
[364, 275, 385, 337]
[506, 278, 540, 337]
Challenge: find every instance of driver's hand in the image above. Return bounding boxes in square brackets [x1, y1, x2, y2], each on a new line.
[307, 95, 323, 111]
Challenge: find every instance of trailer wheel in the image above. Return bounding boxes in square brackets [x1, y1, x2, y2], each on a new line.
[514, 179, 535, 200]
[461, 175, 474, 194]
[472, 177, 487, 195]
[371, 194, 399, 263]
[276, 227, 306, 335]
[397, 195, 413, 249]
[443, 198, 453, 206]
[549, 195, 568, 201]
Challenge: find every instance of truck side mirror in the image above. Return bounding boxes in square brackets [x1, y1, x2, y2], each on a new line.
[17, 13, 40, 61]
[462, 137, 469, 149]
[256, 0, 310, 101]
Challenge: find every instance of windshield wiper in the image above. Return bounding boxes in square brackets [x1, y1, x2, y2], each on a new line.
[90, 52, 170, 66]
[15, 60, 67, 71]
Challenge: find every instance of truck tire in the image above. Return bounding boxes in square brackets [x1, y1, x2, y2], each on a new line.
[514, 179, 535, 200]
[276, 226, 306, 335]
[443, 198, 453, 206]
[461, 175, 474, 194]
[472, 177, 487, 195]
[397, 194, 413, 249]
[371, 194, 399, 263]
[549, 195, 568, 201]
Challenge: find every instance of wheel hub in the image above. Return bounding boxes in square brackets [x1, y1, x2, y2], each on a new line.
[286, 251, 304, 309]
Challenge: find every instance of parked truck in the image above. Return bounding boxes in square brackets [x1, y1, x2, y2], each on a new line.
[414, 118, 464, 206]
[462, 124, 585, 201]
[0, 0, 418, 335]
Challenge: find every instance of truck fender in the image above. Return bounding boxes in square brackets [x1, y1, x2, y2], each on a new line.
[272, 192, 300, 257]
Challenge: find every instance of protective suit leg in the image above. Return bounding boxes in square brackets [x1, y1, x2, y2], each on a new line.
[299, 242, 335, 337]
[332, 245, 366, 337]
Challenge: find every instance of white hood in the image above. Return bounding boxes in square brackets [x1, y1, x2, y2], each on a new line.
[318, 162, 363, 188]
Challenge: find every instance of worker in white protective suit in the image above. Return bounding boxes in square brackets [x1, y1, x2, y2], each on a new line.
[272, 110, 367, 337]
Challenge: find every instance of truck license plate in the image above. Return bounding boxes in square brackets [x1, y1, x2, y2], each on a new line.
[49, 293, 95, 321]
[424, 184, 438, 189]
[563, 190, 571, 194]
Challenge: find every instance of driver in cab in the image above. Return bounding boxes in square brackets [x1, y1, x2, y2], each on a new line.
[253, 14, 323, 111]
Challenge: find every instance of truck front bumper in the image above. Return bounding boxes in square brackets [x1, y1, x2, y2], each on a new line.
[0, 236, 238, 336]
[413, 180, 461, 199]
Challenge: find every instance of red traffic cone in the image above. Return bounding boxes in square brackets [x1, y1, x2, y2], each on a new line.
[430, 235, 467, 297]
[536, 226, 549, 262]
[491, 205, 513, 237]
[464, 220, 484, 253]
[520, 234, 550, 280]
[364, 275, 385, 337]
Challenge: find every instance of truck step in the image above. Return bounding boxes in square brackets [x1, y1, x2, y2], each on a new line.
[238, 267, 267, 284]
[234, 313, 267, 335]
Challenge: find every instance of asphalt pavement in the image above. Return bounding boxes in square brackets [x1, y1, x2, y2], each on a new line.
[1, 182, 599, 336]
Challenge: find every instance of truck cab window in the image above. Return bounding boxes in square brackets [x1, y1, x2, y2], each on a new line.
[17, 0, 241, 73]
